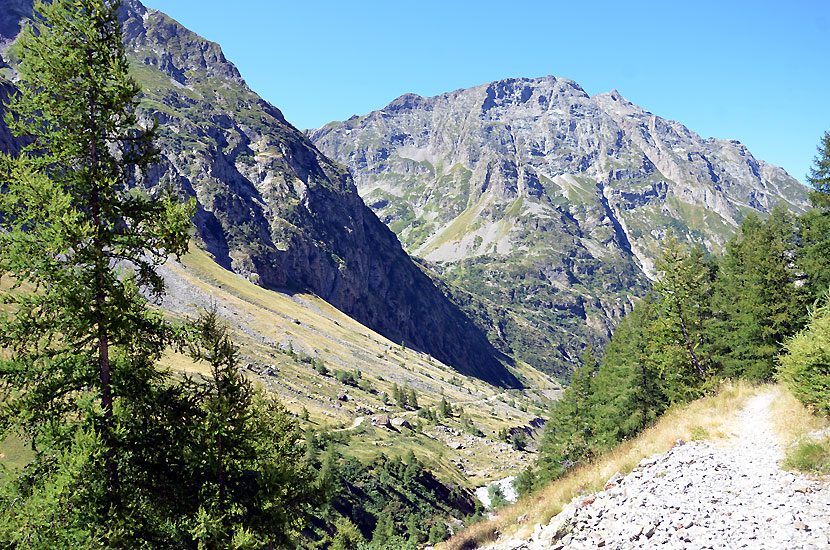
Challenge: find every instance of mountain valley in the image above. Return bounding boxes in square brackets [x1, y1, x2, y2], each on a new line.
[0, 1, 827, 548]
[0, 0, 518, 387]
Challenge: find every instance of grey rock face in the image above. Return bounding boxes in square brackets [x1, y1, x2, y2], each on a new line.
[309, 76, 809, 377]
[0, 1, 517, 387]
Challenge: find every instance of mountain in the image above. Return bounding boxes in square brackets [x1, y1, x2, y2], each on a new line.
[0, 0, 518, 387]
[308, 76, 810, 377]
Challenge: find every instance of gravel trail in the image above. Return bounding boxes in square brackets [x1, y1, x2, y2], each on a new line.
[485, 391, 830, 549]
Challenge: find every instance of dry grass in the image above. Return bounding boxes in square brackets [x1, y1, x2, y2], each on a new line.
[768, 385, 827, 444]
[441, 380, 760, 550]
[769, 385, 830, 476]
[162, 245, 561, 488]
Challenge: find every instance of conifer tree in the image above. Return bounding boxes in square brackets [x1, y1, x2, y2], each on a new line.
[778, 290, 830, 416]
[650, 237, 717, 400]
[0, 0, 192, 544]
[714, 207, 807, 379]
[371, 513, 396, 547]
[439, 396, 452, 417]
[534, 349, 597, 482]
[807, 131, 830, 208]
[592, 297, 665, 444]
[186, 308, 321, 548]
[800, 130, 830, 300]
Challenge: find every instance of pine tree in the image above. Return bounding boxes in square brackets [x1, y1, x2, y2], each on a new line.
[592, 296, 666, 445]
[800, 130, 830, 300]
[714, 207, 808, 379]
[807, 131, 830, 208]
[439, 397, 452, 417]
[371, 513, 396, 547]
[188, 308, 251, 526]
[0, 0, 191, 544]
[534, 349, 597, 482]
[304, 426, 319, 466]
[331, 517, 365, 550]
[650, 237, 717, 400]
[396, 385, 409, 408]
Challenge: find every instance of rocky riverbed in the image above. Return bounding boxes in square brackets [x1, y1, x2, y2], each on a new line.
[483, 392, 830, 549]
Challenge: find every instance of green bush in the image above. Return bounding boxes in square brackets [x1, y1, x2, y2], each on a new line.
[428, 522, 449, 544]
[779, 292, 830, 416]
[511, 431, 527, 451]
[334, 369, 359, 387]
[315, 360, 330, 376]
[331, 518, 365, 550]
[487, 484, 507, 510]
[690, 425, 709, 441]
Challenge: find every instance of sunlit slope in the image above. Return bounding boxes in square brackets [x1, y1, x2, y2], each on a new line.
[156, 244, 560, 486]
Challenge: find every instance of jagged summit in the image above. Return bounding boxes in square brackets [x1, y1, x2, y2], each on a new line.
[309, 75, 809, 377]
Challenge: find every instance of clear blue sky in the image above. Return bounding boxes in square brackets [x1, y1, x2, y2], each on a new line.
[143, 0, 829, 185]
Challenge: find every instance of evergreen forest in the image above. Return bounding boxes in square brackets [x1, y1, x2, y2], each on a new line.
[519, 142, 830, 491]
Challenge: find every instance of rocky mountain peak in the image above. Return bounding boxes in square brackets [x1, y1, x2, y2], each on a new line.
[384, 92, 425, 113]
[309, 75, 809, 377]
[120, 1, 246, 88]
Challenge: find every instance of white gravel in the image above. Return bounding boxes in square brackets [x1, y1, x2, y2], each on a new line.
[484, 392, 830, 549]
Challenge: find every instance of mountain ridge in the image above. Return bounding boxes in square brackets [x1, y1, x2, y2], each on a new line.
[308, 75, 809, 376]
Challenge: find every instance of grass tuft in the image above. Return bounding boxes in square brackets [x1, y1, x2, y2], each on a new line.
[783, 439, 830, 475]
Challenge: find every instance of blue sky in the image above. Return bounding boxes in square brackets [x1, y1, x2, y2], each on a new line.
[144, 0, 829, 185]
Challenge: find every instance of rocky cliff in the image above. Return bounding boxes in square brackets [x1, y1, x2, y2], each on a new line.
[309, 76, 810, 377]
[0, 0, 518, 387]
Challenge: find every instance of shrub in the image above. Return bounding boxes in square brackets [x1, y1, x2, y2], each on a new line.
[689, 425, 709, 441]
[334, 370, 358, 387]
[331, 518, 364, 550]
[511, 431, 527, 451]
[428, 521, 449, 544]
[779, 292, 830, 415]
[487, 485, 507, 510]
[315, 360, 329, 376]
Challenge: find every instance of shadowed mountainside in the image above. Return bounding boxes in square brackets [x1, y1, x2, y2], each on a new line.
[0, 0, 519, 387]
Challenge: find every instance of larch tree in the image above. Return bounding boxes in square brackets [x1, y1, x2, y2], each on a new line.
[714, 207, 807, 380]
[533, 348, 597, 484]
[592, 296, 666, 444]
[806, 131, 830, 207]
[650, 237, 717, 401]
[186, 307, 321, 549]
[800, 130, 830, 300]
[0, 0, 192, 545]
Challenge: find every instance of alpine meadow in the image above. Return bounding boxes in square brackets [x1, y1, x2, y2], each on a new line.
[0, 1, 828, 549]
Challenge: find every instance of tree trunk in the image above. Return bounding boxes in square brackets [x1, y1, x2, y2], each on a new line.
[89, 46, 116, 488]
[675, 299, 704, 376]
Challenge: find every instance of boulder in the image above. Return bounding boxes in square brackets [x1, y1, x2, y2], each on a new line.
[391, 417, 412, 429]
[372, 415, 392, 429]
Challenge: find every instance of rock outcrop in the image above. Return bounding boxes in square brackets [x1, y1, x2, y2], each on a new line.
[309, 76, 810, 377]
[0, 0, 517, 387]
